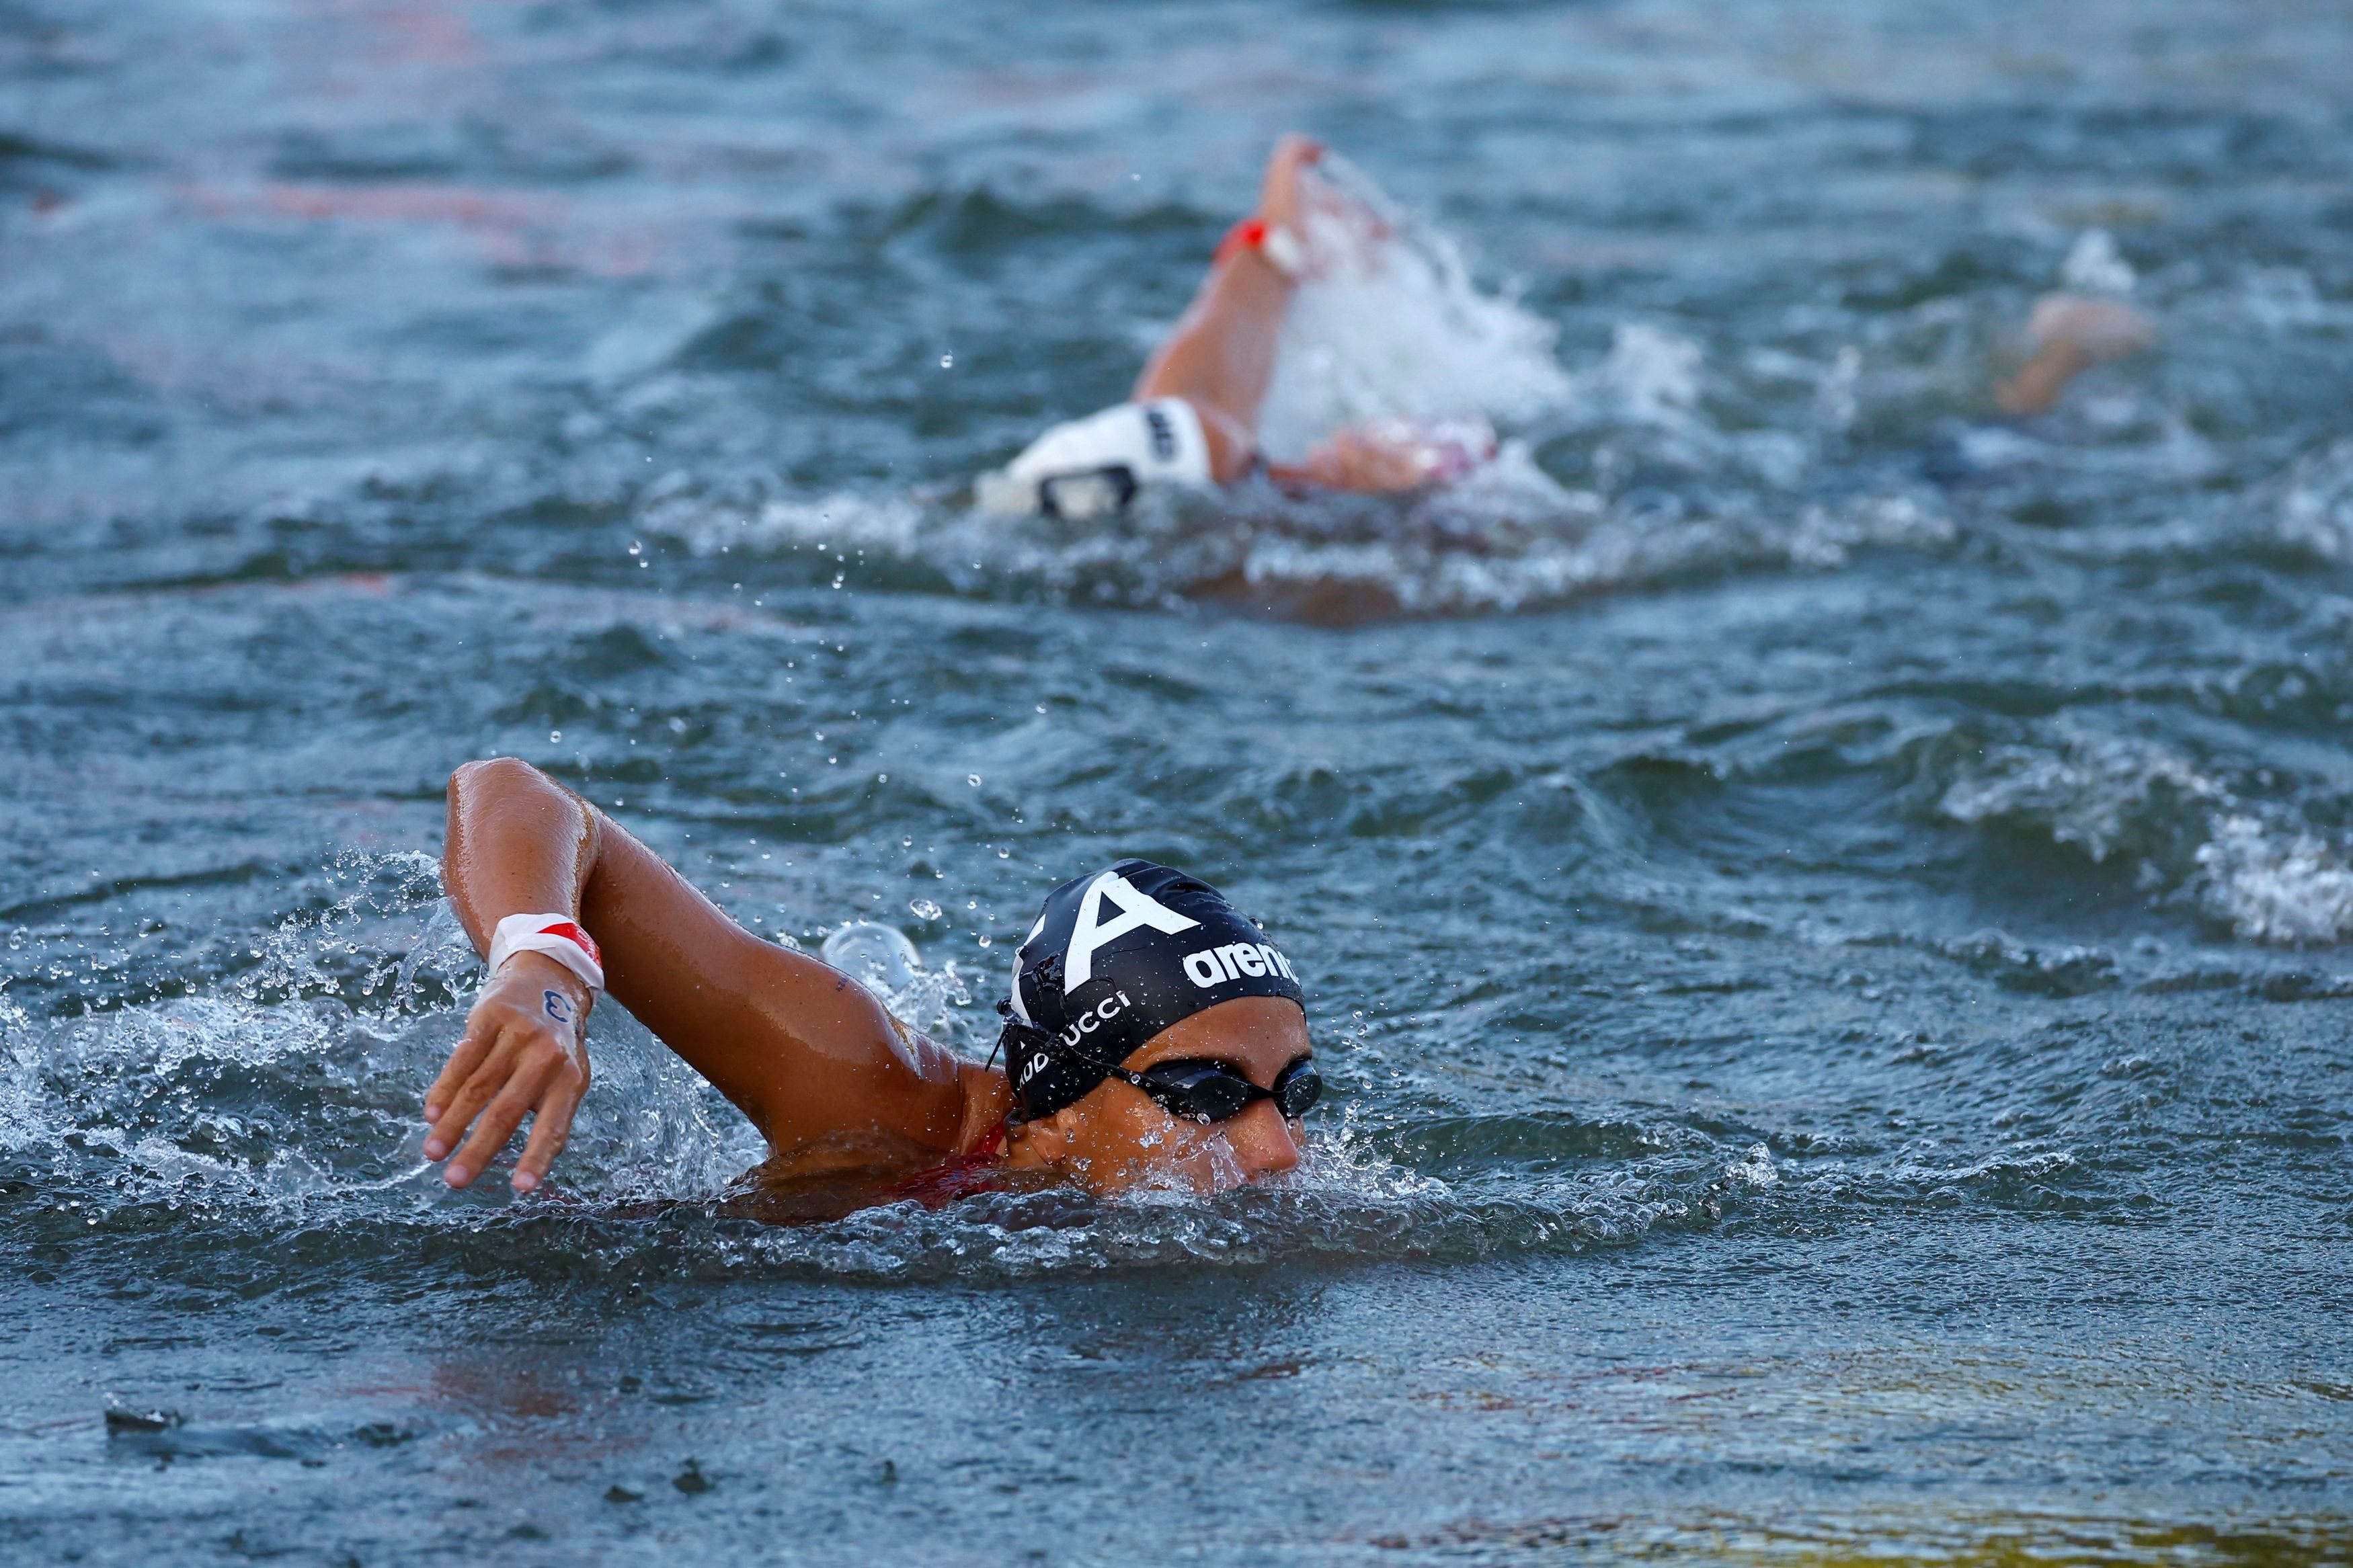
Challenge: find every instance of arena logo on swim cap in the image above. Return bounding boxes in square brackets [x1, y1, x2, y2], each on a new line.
[1062, 870, 1199, 990]
[1183, 943, 1297, 989]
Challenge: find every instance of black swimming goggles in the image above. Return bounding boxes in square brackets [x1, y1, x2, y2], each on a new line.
[1102, 1054, 1322, 1126]
[996, 1012, 1322, 1124]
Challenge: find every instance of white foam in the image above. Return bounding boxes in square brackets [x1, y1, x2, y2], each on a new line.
[2275, 438, 2353, 562]
[2194, 814, 2353, 946]
[2059, 228, 2136, 295]
[1936, 731, 2219, 864]
[1591, 322, 1706, 427]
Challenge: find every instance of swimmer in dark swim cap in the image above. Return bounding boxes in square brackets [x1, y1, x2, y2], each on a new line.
[973, 134, 1497, 521]
[421, 758, 1314, 1209]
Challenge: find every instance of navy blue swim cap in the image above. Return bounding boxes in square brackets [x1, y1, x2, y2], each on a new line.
[998, 860, 1305, 1119]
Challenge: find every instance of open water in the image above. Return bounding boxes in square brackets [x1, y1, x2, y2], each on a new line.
[4, 1, 2352, 1563]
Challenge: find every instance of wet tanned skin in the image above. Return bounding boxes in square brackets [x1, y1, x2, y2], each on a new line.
[428, 757, 1311, 1206]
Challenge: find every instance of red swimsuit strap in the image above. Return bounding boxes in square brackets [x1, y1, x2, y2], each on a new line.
[881, 1117, 1009, 1209]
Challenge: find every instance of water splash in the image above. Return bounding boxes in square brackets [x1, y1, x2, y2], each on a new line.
[2059, 227, 2137, 295]
[818, 920, 975, 1048]
[1252, 153, 1574, 462]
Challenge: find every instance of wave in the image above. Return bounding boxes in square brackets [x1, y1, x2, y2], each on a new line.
[1929, 725, 2353, 946]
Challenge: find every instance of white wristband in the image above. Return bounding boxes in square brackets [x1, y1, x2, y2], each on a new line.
[485, 912, 605, 993]
[1259, 222, 1308, 280]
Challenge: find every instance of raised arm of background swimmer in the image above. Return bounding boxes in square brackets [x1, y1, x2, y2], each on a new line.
[430, 759, 991, 1192]
[1129, 133, 1324, 480]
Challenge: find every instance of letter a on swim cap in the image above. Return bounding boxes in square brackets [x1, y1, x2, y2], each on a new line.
[1063, 869, 1199, 990]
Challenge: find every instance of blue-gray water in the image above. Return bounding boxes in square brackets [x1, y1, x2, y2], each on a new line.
[4, 1, 2352, 1563]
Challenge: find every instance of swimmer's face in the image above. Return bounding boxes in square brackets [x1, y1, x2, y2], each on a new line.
[1006, 996, 1311, 1194]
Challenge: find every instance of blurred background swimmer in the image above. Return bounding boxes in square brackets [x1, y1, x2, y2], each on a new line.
[974, 136, 1499, 522]
[973, 136, 2157, 534]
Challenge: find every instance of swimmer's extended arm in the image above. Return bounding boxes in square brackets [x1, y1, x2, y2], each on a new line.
[1994, 293, 2157, 417]
[430, 757, 996, 1191]
[1132, 134, 1322, 483]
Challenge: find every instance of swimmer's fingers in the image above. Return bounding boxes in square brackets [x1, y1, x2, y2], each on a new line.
[444, 1042, 563, 1190]
[423, 1024, 518, 1175]
[1260, 135, 1328, 234]
[511, 1072, 586, 1194]
[424, 1020, 496, 1123]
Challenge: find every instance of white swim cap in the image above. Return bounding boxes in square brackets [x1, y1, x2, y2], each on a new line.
[975, 398, 1213, 519]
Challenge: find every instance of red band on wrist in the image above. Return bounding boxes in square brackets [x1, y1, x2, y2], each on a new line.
[1213, 217, 1270, 270]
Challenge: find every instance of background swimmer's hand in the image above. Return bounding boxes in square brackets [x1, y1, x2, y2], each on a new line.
[1291, 427, 1429, 492]
[1281, 417, 1494, 493]
[424, 950, 593, 1193]
[1995, 292, 2158, 416]
[1258, 134, 1325, 236]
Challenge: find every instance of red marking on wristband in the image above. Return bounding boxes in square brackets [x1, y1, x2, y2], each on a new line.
[537, 921, 602, 966]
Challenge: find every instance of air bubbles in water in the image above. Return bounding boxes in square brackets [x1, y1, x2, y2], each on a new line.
[822, 921, 924, 994]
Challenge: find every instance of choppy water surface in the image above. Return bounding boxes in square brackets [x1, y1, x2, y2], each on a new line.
[5, 0, 2352, 1563]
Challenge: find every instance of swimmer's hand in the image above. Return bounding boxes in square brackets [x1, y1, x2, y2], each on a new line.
[1258, 133, 1325, 235]
[1278, 416, 1496, 493]
[423, 950, 592, 1193]
[1287, 427, 1430, 492]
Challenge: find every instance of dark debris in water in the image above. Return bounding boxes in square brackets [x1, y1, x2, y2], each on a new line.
[102, 1402, 183, 1435]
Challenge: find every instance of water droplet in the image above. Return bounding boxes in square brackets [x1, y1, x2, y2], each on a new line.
[549, 730, 562, 743]
[938, 353, 954, 370]
[967, 774, 982, 787]
[627, 541, 643, 556]
[908, 899, 943, 921]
